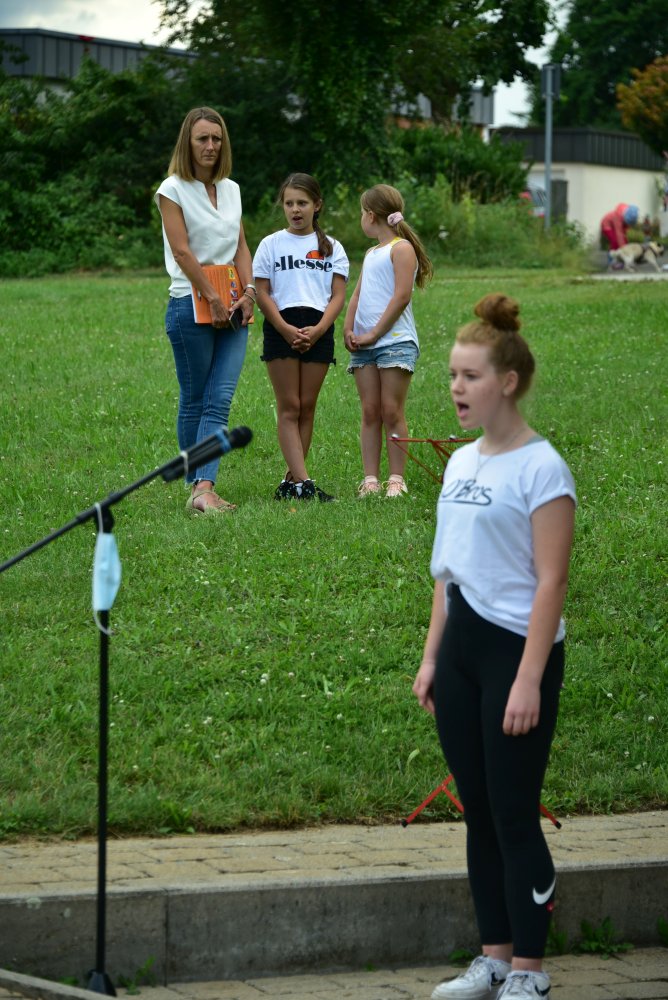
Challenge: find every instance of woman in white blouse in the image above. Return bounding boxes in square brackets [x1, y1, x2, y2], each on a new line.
[155, 107, 254, 514]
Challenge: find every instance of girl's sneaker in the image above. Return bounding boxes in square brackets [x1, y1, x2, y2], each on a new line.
[384, 474, 408, 498]
[314, 484, 336, 502]
[295, 479, 336, 502]
[432, 956, 511, 1000]
[274, 479, 297, 500]
[358, 476, 381, 497]
[497, 972, 550, 999]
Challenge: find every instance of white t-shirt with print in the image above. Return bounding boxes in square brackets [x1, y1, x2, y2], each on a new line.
[430, 437, 576, 639]
[154, 175, 242, 297]
[252, 230, 349, 313]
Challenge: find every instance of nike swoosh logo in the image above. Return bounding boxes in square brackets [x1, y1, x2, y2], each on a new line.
[532, 876, 556, 905]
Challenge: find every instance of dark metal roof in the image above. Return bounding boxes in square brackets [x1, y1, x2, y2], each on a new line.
[492, 126, 663, 171]
[0, 27, 193, 80]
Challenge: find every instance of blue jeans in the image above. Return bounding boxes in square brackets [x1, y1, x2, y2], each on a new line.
[165, 296, 248, 485]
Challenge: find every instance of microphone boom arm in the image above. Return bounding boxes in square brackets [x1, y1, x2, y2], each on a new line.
[0, 427, 252, 574]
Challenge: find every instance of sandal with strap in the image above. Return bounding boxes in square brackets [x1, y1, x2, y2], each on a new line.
[185, 489, 237, 516]
[358, 476, 381, 497]
[384, 475, 407, 498]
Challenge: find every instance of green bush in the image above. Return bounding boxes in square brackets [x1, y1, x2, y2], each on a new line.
[0, 170, 163, 275]
[244, 178, 587, 270]
[0, 54, 587, 277]
[393, 125, 528, 202]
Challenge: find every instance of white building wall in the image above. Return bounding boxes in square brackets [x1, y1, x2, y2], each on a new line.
[526, 162, 664, 242]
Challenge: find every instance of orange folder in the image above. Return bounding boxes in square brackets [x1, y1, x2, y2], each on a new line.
[191, 264, 242, 325]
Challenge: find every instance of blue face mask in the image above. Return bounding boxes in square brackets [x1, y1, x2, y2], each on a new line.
[92, 531, 122, 612]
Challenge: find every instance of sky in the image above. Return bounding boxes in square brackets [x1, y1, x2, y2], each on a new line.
[0, 0, 549, 128]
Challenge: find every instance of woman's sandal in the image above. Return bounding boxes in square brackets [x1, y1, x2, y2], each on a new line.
[185, 489, 237, 516]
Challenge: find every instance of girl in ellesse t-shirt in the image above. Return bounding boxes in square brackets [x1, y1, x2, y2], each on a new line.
[253, 173, 349, 502]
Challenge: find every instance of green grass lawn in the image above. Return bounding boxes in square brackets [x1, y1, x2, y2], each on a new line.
[0, 267, 666, 838]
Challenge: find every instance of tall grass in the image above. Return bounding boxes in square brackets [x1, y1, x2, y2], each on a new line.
[0, 268, 665, 838]
[244, 178, 589, 270]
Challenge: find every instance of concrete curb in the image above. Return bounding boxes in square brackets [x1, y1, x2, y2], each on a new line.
[0, 970, 106, 1000]
[0, 814, 666, 986]
[1, 865, 666, 984]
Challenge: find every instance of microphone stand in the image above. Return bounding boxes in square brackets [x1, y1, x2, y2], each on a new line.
[88, 501, 116, 996]
[0, 432, 245, 995]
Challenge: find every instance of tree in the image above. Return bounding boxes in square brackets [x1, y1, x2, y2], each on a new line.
[43, 55, 189, 216]
[617, 56, 668, 157]
[159, 0, 438, 188]
[0, 53, 187, 272]
[530, 0, 668, 129]
[395, 125, 528, 202]
[397, 0, 550, 123]
[158, 0, 550, 185]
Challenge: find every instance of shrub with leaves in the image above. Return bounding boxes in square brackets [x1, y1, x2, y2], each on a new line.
[575, 917, 633, 958]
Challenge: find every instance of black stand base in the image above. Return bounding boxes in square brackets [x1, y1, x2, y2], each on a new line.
[87, 971, 116, 996]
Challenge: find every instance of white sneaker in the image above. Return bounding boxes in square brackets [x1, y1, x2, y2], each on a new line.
[431, 956, 511, 1000]
[497, 971, 551, 998]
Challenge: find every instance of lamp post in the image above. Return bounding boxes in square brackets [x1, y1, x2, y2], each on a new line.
[541, 63, 561, 230]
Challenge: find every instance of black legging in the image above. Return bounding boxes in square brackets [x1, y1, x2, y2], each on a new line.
[434, 584, 563, 958]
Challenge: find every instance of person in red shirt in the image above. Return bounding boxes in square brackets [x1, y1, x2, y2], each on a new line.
[600, 203, 638, 251]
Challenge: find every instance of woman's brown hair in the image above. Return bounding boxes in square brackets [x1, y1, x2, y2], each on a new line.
[168, 107, 232, 182]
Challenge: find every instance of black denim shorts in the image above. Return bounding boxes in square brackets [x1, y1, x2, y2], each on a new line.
[261, 306, 335, 364]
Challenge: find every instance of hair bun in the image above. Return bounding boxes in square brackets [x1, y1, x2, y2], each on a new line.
[473, 293, 521, 333]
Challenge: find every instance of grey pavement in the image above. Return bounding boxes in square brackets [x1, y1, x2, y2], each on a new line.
[1, 951, 668, 1000]
[588, 248, 668, 280]
[0, 812, 667, 999]
[591, 269, 668, 280]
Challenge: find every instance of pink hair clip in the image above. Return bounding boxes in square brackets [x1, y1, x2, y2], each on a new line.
[387, 211, 404, 226]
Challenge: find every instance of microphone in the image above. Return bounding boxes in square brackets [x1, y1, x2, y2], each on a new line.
[161, 426, 253, 482]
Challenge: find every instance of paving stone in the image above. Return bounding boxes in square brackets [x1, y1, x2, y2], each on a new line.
[0, 814, 666, 997]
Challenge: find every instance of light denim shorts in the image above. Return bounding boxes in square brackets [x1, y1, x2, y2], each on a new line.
[346, 340, 419, 374]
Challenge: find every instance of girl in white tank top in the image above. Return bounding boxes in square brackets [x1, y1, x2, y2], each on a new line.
[343, 184, 432, 498]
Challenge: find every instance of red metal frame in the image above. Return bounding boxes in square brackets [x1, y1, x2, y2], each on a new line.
[401, 774, 561, 829]
[390, 435, 474, 483]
